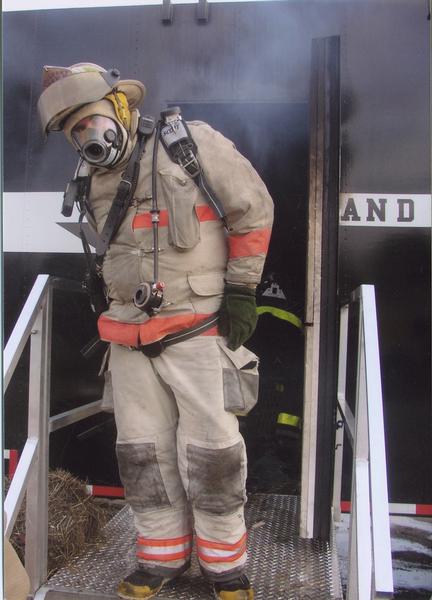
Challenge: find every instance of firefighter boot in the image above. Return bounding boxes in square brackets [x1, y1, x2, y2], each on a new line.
[116, 569, 169, 599]
[213, 575, 254, 600]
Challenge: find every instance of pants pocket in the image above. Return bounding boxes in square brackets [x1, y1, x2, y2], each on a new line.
[217, 339, 259, 415]
[116, 442, 171, 512]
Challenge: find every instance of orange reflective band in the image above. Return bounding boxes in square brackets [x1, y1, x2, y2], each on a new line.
[98, 313, 217, 347]
[98, 316, 140, 347]
[137, 550, 191, 562]
[132, 205, 218, 230]
[138, 313, 211, 345]
[196, 205, 218, 222]
[197, 533, 247, 551]
[228, 228, 272, 259]
[201, 325, 219, 336]
[197, 546, 246, 564]
[137, 535, 192, 547]
[133, 211, 169, 229]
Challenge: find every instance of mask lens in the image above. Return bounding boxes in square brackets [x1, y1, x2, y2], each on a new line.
[71, 115, 122, 166]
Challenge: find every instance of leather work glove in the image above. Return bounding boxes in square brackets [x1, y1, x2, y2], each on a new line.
[219, 284, 258, 351]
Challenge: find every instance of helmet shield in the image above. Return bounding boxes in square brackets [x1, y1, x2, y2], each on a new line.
[71, 115, 124, 167]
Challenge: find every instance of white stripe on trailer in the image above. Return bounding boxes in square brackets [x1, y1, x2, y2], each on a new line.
[4, 450, 10, 459]
[3, 0, 277, 12]
[341, 500, 432, 516]
[3, 192, 83, 253]
[390, 503, 417, 515]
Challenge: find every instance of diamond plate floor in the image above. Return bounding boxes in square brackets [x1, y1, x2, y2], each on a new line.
[39, 494, 343, 600]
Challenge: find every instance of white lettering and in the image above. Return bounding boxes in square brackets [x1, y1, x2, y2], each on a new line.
[339, 194, 431, 227]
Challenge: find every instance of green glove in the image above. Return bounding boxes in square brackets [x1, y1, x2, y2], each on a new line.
[219, 284, 258, 350]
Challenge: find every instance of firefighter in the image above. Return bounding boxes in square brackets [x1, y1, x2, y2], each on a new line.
[38, 63, 273, 600]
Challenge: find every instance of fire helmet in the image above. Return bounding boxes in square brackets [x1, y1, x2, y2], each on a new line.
[37, 62, 145, 135]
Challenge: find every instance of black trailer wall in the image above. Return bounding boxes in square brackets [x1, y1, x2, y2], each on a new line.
[3, 0, 431, 503]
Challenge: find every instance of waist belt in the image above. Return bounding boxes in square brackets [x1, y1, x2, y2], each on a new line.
[137, 314, 219, 358]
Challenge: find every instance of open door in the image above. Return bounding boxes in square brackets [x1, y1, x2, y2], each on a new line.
[300, 36, 341, 540]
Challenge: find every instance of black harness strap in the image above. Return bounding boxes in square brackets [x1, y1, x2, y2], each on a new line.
[96, 116, 156, 258]
[138, 314, 219, 358]
[77, 116, 155, 320]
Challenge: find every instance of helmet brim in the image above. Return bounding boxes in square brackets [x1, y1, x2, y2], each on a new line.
[38, 70, 145, 134]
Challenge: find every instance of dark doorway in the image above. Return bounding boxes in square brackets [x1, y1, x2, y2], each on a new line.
[178, 102, 309, 496]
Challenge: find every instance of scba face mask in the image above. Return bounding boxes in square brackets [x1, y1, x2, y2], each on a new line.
[71, 114, 126, 167]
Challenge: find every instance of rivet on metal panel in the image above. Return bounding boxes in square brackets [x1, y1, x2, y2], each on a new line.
[31, 329, 38, 335]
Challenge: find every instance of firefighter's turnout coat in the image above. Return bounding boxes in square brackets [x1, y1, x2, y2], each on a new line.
[89, 120, 273, 346]
[86, 114, 274, 580]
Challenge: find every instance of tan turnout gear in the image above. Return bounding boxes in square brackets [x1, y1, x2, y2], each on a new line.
[39, 65, 273, 594]
[72, 116, 273, 346]
[110, 336, 256, 580]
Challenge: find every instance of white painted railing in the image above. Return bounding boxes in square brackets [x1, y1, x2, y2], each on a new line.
[3, 275, 103, 594]
[333, 285, 394, 599]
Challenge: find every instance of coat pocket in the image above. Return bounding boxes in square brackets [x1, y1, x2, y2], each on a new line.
[217, 339, 259, 415]
[159, 169, 200, 250]
[188, 272, 225, 296]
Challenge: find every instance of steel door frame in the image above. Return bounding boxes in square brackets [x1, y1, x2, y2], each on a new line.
[301, 35, 341, 540]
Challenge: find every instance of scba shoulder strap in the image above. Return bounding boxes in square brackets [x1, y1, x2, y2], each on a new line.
[63, 116, 155, 317]
[96, 115, 156, 257]
[159, 107, 228, 228]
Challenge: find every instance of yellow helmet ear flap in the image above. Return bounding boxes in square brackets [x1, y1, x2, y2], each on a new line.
[104, 91, 131, 130]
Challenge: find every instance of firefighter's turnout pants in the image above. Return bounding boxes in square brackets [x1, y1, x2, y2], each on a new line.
[110, 334, 259, 582]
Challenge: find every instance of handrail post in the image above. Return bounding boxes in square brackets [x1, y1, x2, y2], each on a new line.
[362, 285, 393, 597]
[24, 282, 52, 592]
[336, 285, 394, 599]
[333, 303, 349, 523]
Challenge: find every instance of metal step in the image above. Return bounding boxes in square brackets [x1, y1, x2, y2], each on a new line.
[36, 494, 343, 600]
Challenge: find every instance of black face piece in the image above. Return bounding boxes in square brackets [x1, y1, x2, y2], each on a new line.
[71, 115, 124, 167]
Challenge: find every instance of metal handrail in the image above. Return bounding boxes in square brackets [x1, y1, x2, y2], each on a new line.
[3, 275, 103, 594]
[333, 285, 394, 599]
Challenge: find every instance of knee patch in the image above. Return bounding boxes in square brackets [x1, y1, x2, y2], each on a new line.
[187, 442, 246, 515]
[116, 442, 170, 512]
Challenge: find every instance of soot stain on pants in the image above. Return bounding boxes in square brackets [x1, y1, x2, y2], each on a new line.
[187, 442, 245, 514]
[116, 442, 170, 512]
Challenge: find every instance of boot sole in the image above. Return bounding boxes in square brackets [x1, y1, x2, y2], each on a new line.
[116, 578, 169, 600]
[213, 588, 254, 600]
